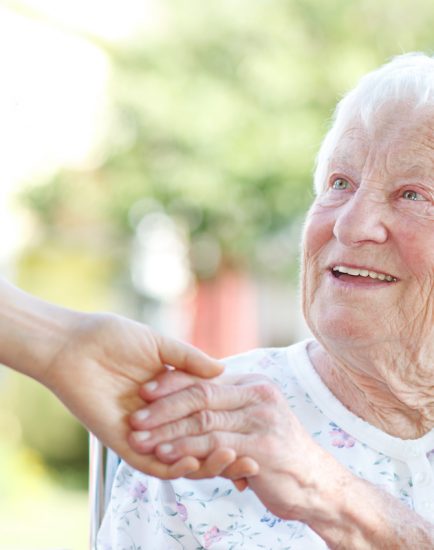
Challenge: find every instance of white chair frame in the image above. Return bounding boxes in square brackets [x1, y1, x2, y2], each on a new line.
[89, 434, 120, 549]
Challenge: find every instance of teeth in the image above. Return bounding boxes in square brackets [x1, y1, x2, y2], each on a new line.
[332, 266, 397, 282]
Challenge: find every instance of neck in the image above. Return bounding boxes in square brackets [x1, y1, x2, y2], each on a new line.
[308, 339, 434, 439]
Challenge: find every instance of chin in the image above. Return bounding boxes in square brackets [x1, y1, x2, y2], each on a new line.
[306, 308, 386, 348]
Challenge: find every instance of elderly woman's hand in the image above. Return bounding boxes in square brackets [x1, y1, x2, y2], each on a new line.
[129, 370, 347, 522]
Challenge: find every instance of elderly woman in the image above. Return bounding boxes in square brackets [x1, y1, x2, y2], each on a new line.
[98, 52, 434, 549]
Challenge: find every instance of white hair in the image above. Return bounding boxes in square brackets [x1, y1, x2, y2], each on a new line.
[313, 52, 434, 194]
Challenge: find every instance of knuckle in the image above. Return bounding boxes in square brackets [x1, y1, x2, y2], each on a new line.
[247, 405, 280, 433]
[161, 420, 182, 439]
[258, 406, 281, 426]
[251, 382, 281, 403]
[193, 409, 214, 432]
[191, 382, 214, 407]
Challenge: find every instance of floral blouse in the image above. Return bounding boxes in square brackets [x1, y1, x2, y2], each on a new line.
[97, 340, 434, 549]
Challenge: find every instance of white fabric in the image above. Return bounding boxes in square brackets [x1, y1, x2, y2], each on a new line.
[97, 340, 434, 549]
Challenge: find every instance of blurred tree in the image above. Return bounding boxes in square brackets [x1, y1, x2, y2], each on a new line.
[2, 371, 88, 486]
[18, 0, 434, 279]
[8, 0, 434, 477]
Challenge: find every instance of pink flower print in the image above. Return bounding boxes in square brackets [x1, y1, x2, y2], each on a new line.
[329, 423, 356, 448]
[176, 501, 188, 521]
[203, 526, 226, 548]
[131, 481, 148, 502]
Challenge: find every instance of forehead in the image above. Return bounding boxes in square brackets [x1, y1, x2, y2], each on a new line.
[330, 106, 434, 178]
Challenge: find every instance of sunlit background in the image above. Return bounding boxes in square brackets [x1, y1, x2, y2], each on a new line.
[0, 1, 433, 548]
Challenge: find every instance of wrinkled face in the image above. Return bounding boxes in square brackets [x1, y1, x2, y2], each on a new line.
[302, 105, 434, 349]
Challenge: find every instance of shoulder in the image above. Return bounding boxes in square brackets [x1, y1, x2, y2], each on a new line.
[221, 340, 310, 377]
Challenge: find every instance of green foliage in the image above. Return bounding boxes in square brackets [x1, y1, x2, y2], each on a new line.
[16, 242, 119, 311]
[19, 0, 434, 279]
[9, 0, 434, 487]
[1, 369, 88, 481]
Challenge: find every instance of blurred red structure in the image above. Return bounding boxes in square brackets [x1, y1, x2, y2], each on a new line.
[188, 269, 259, 358]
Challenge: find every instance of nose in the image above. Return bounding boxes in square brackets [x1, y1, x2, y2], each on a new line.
[333, 189, 389, 247]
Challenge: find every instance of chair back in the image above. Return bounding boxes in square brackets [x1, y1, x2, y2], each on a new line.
[89, 434, 105, 550]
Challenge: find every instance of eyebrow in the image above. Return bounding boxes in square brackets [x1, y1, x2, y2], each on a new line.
[388, 149, 434, 178]
[329, 149, 434, 176]
[328, 157, 361, 177]
[399, 163, 431, 178]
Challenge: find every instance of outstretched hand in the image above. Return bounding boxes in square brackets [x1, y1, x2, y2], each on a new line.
[40, 312, 227, 478]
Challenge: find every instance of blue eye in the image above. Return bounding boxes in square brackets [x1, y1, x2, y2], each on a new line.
[331, 178, 350, 190]
[402, 190, 425, 201]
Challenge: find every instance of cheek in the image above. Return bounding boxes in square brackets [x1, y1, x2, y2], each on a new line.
[303, 207, 334, 258]
[302, 208, 335, 281]
[394, 221, 434, 282]
[301, 209, 335, 309]
[392, 220, 434, 326]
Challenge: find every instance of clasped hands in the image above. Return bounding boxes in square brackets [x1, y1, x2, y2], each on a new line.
[38, 307, 339, 522]
[128, 369, 335, 521]
[130, 371, 266, 490]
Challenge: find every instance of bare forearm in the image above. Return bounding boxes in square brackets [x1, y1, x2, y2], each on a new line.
[0, 278, 82, 383]
[306, 471, 434, 549]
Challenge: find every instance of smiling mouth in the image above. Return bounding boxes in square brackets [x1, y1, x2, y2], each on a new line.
[331, 265, 398, 283]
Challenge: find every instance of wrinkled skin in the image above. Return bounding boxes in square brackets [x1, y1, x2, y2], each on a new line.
[302, 104, 434, 437]
[129, 103, 434, 523]
[130, 369, 345, 521]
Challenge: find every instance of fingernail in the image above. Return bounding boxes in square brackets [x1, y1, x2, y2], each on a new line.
[159, 443, 173, 455]
[144, 381, 158, 392]
[135, 409, 150, 421]
[133, 431, 151, 442]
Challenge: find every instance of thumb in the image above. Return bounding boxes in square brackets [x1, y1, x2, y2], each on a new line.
[155, 334, 224, 378]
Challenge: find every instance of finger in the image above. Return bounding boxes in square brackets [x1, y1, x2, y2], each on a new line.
[185, 455, 258, 482]
[133, 449, 236, 481]
[123, 439, 201, 480]
[130, 408, 251, 451]
[154, 333, 224, 378]
[232, 479, 248, 491]
[130, 382, 259, 430]
[218, 457, 259, 491]
[155, 432, 249, 464]
[166, 456, 201, 479]
[138, 370, 200, 403]
[139, 371, 263, 403]
[222, 456, 259, 479]
[191, 447, 238, 478]
[202, 448, 237, 476]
